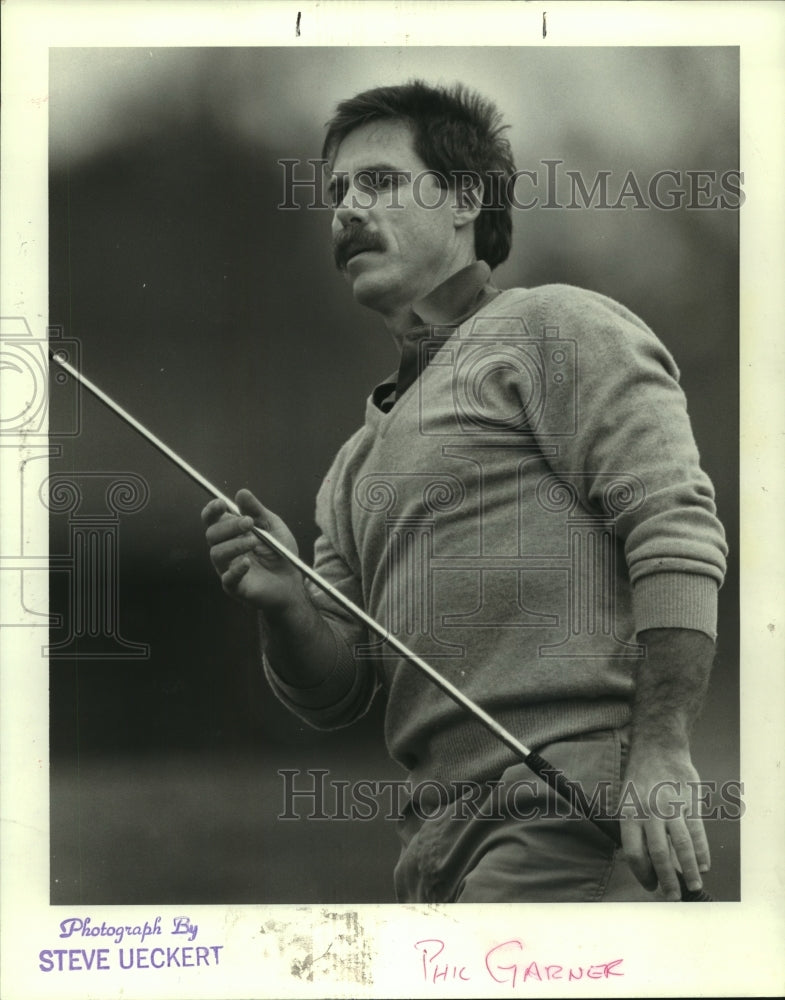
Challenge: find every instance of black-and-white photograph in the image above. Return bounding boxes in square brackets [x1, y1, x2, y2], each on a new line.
[45, 41, 741, 906]
[2, 3, 784, 998]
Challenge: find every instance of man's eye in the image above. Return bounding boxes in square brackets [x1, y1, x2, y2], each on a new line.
[329, 171, 408, 207]
[360, 170, 404, 190]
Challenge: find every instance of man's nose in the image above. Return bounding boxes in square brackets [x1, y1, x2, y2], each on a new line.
[334, 186, 370, 228]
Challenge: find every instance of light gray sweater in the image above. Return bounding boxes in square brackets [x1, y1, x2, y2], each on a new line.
[265, 284, 727, 790]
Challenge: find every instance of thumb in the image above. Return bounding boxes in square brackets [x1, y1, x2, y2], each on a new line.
[235, 488, 268, 523]
[234, 488, 297, 554]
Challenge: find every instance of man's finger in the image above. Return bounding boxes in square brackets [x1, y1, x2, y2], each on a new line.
[686, 815, 711, 873]
[201, 497, 229, 527]
[642, 822, 681, 901]
[205, 514, 255, 547]
[666, 819, 703, 892]
[221, 557, 250, 593]
[209, 533, 260, 572]
[620, 821, 658, 892]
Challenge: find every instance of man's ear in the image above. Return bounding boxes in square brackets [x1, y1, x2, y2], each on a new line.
[453, 177, 484, 230]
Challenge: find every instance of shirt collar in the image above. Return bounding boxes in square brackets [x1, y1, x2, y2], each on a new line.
[410, 260, 494, 329]
[371, 260, 499, 413]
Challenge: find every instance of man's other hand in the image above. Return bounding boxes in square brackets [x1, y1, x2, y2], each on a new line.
[619, 747, 711, 901]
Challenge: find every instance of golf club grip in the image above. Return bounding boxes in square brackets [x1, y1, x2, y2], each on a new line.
[523, 750, 715, 902]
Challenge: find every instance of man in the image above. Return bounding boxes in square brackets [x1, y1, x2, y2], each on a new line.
[202, 82, 727, 902]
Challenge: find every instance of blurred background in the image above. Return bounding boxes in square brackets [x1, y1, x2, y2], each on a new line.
[48, 46, 739, 903]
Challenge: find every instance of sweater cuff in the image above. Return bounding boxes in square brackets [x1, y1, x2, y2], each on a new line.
[632, 571, 719, 640]
[263, 624, 372, 728]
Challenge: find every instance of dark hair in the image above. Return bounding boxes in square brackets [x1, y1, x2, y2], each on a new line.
[322, 80, 516, 269]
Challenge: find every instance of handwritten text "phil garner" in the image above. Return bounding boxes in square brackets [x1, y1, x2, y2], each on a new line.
[415, 938, 624, 988]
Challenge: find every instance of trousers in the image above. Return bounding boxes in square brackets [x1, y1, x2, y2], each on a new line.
[393, 728, 658, 903]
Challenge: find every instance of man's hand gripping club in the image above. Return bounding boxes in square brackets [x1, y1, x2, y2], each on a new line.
[202, 489, 338, 690]
[202, 489, 303, 612]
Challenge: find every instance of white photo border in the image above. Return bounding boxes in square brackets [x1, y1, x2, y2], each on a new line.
[1, 2, 784, 998]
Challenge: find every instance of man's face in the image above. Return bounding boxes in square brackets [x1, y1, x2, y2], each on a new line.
[329, 120, 471, 317]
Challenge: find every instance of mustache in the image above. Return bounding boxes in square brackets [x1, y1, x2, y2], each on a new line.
[333, 225, 385, 271]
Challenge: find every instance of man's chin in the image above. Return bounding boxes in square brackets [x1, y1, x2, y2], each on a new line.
[345, 266, 396, 310]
